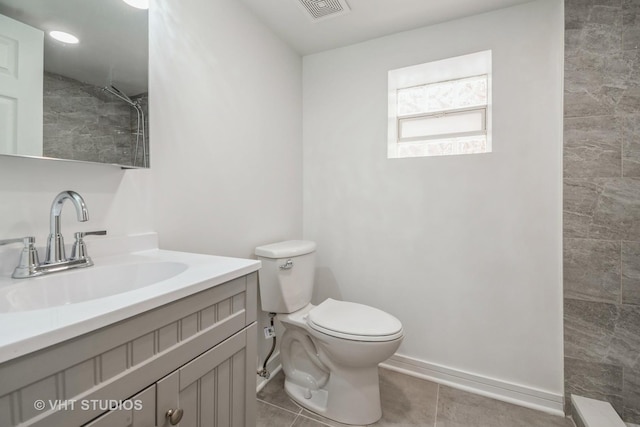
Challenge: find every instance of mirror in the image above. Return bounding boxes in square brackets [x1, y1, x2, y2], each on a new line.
[0, 0, 149, 168]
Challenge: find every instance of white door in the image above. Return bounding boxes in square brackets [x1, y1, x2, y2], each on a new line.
[0, 14, 43, 156]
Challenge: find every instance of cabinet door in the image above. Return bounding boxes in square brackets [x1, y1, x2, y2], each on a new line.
[82, 384, 155, 427]
[157, 325, 256, 427]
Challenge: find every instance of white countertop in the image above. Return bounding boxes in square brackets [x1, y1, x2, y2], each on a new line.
[0, 233, 260, 364]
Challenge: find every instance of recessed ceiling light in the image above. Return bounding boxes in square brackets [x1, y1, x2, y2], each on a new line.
[49, 31, 79, 44]
[122, 0, 149, 10]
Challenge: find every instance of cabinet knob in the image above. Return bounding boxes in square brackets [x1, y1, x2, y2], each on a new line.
[166, 408, 184, 425]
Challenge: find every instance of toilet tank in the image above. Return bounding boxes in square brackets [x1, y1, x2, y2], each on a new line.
[255, 240, 316, 313]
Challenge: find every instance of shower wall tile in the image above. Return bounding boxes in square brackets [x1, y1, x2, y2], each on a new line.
[564, 89, 618, 118]
[43, 137, 70, 160]
[564, 179, 601, 237]
[564, 116, 621, 178]
[612, 305, 640, 367]
[591, 5, 623, 26]
[564, 238, 621, 302]
[43, 72, 136, 166]
[564, 298, 619, 363]
[619, 87, 640, 115]
[623, 241, 640, 305]
[579, 21, 622, 54]
[564, 2, 625, 118]
[624, 0, 640, 22]
[564, 178, 640, 240]
[623, 115, 640, 176]
[593, 179, 640, 240]
[70, 134, 99, 162]
[623, 367, 640, 423]
[564, 2, 593, 29]
[566, 298, 640, 366]
[621, 49, 640, 88]
[564, 357, 624, 415]
[565, 0, 640, 423]
[623, 25, 640, 50]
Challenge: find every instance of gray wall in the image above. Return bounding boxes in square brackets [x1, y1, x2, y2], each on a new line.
[563, 0, 640, 423]
[43, 72, 147, 167]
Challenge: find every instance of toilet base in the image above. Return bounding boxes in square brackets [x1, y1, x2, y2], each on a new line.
[284, 365, 382, 426]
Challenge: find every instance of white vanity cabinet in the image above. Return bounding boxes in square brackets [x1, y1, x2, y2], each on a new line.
[0, 272, 258, 427]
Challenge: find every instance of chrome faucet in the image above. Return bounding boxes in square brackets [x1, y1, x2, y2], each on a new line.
[0, 191, 106, 278]
[45, 190, 89, 264]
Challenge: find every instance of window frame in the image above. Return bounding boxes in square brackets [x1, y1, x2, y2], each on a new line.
[397, 105, 487, 143]
[387, 50, 492, 159]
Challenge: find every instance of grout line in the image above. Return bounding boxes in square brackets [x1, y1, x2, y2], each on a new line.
[433, 383, 440, 427]
[289, 414, 300, 427]
[268, 395, 352, 427]
[257, 398, 302, 416]
[295, 412, 338, 427]
[620, 241, 623, 306]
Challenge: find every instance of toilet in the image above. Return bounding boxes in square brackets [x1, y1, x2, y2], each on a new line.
[255, 240, 403, 425]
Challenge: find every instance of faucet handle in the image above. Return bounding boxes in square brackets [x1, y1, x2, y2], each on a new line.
[0, 237, 41, 278]
[74, 230, 107, 239]
[71, 230, 107, 263]
[0, 236, 35, 246]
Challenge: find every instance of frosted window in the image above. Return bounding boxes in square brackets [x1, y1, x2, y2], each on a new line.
[396, 136, 487, 158]
[397, 75, 488, 116]
[387, 50, 492, 159]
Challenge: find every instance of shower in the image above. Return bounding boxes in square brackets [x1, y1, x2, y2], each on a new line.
[102, 85, 148, 168]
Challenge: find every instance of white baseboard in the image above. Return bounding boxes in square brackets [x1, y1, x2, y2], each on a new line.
[381, 353, 565, 416]
[256, 351, 282, 393]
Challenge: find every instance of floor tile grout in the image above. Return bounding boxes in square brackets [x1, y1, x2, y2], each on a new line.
[296, 412, 338, 427]
[259, 369, 579, 427]
[257, 397, 302, 416]
[433, 383, 440, 427]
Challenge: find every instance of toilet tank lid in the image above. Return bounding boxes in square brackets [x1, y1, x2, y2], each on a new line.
[255, 240, 316, 258]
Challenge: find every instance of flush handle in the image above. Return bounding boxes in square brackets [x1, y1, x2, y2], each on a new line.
[165, 408, 184, 425]
[279, 259, 294, 270]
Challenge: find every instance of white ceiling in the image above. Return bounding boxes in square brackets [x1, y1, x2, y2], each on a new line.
[240, 0, 534, 55]
[0, 0, 147, 96]
[0, 0, 532, 96]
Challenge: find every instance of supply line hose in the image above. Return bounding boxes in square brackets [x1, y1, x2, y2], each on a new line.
[258, 313, 276, 379]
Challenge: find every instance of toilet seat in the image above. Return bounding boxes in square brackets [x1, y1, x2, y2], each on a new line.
[307, 298, 403, 342]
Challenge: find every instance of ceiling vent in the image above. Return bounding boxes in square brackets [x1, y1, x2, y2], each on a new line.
[296, 0, 351, 22]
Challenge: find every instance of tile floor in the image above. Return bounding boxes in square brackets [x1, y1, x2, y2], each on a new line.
[257, 368, 577, 427]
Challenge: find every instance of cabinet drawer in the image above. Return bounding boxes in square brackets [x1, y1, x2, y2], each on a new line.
[82, 385, 155, 427]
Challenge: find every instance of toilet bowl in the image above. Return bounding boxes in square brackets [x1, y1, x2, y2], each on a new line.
[279, 300, 403, 425]
[255, 241, 404, 425]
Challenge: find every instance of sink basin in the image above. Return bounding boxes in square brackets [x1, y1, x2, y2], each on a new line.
[0, 261, 188, 313]
[0, 233, 262, 366]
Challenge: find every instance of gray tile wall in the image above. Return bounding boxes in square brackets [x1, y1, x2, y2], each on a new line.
[564, 0, 640, 423]
[43, 72, 148, 167]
